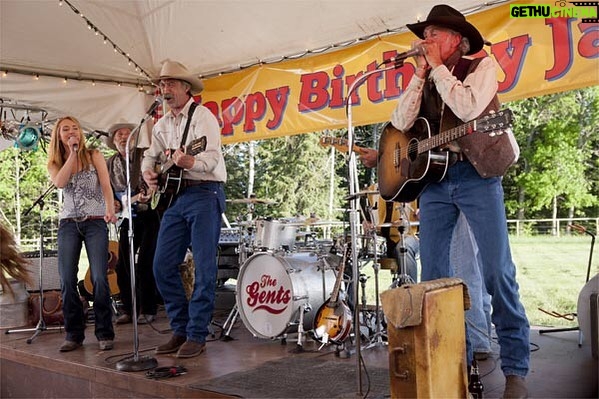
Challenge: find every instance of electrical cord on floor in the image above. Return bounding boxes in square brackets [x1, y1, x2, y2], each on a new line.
[145, 365, 188, 379]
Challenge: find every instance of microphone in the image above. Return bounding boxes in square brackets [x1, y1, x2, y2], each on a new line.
[382, 46, 424, 66]
[68, 136, 78, 151]
[145, 96, 162, 116]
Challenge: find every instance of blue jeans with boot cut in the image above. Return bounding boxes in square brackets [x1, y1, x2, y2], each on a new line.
[419, 160, 529, 377]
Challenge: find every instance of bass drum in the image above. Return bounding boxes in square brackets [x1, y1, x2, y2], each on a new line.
[236, 252, 335, 339]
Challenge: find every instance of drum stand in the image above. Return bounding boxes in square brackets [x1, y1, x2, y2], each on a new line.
[362, 224, 387, 349]
[6, 186, 63, 342]
[391, 224, 416, 289]
[220, 214, 255, 341]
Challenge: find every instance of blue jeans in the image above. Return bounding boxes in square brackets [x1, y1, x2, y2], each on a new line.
[450, 212, 492, 354]
[153, 182, 225, 343]
[58, 219, 114, 343]
[419, 160, 529, 377]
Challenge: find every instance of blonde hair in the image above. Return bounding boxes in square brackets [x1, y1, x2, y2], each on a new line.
[47, 116, 92, 170]
[0, 223, 32, 297]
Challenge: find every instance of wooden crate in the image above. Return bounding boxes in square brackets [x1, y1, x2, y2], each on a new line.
[382, 278, 468, 398]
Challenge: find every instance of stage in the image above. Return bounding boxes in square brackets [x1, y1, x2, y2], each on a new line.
[1, 295, 597, 399]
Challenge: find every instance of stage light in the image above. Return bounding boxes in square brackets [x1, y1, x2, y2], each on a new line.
[15, 125, 41, 150]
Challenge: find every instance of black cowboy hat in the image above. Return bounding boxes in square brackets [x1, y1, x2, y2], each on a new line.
[406, 4, 484, 55]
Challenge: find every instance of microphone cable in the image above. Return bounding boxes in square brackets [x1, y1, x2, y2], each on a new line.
[145, 365, 188, 379]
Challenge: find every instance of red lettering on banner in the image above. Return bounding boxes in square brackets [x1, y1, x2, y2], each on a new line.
[365, 61, 384, 103]
[545, 17, 576, 81]
[244, 93, 266, 132]
[298, 71, 330, 111]
[220, 97, 244, 136]
[245, 276, 292, 314]
[492, 35, 532, 93]
[577, 22, 599, 58]
[265, 87, 290, 129]
[298, 51, 414, 113]
[203, 86, 291, 136]
[330, 64, 345, 108]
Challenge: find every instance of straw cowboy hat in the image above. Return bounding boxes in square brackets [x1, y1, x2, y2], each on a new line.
[406, 4, 484, 55]
[152, 60, 204, 94]
[104, 120, 136, 150]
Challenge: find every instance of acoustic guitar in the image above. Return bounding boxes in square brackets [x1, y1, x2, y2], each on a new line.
[377, 109, 514, 202]
[83, 239, 120, 296]
[150, 136, 207, 211]
[312, 243, 353, 344]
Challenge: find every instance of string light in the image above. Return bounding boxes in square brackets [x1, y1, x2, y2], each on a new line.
[1, 66, 153, 91]
[58, 0, 152, 81]
[53, 0, 499, 81]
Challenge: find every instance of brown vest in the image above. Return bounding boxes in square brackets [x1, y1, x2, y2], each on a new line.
[422, 57, 519, 178]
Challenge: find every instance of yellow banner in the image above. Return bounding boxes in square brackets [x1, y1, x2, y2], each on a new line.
[198, 2, 599, 144]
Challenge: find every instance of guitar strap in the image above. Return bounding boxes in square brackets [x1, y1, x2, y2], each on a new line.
[179, 101, 199, 149]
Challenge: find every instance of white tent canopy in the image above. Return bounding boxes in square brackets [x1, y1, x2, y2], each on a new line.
[0, 0, 501, 133]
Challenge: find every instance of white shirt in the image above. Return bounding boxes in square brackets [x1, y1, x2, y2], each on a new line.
[142, 98, 227, 183]
[391, 56, 498, 132]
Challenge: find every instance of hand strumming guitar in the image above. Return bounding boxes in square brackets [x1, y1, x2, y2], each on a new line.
[143, 169, 159, 192]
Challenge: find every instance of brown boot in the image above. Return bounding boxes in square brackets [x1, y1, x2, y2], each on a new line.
[503, 375, 528, 399]
[176, 340, 206, 358]
[155, 335, 187, 354]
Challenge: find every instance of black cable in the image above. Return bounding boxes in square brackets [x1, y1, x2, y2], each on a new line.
[145, 365, 187, 379]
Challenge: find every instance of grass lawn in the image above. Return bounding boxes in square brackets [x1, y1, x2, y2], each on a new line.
[363, 235, 597, 328]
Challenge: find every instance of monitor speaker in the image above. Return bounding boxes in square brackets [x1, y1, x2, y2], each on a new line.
[23, 251, 61, 291]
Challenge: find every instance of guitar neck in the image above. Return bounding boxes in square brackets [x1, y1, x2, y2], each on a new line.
[158, 137, 206, 174]
[159, 159, 176, 174]
[329, 246, 349, 303]
[419, 120, 476, 154]
[320, 137, 369, 155]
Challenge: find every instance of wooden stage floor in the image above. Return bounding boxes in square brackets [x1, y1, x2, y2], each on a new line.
[1, 296, 597, 398]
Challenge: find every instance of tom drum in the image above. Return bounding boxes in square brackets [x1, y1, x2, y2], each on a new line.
[254, 219, 298, 251]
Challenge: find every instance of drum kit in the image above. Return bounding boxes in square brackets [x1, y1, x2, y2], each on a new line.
[217, 191, 418, 351]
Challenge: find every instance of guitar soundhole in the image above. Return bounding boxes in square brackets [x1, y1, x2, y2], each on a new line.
[407, 138, 418, 162]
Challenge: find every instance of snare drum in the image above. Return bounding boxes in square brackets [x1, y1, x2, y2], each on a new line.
[254, 219, 298, 250]
[236, 252, 335, 339]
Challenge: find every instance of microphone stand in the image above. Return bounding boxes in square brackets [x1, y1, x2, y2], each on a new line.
[6, 185, 63, 342]
[345, 60, 397, 396]
[116, 108, 158, 372]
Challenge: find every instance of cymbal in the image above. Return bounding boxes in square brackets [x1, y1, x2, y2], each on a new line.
[226, 198, 275, 205]
[304, 217, 320, 225]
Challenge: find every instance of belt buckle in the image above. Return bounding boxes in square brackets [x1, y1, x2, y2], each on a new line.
[73, 216, 88, 222]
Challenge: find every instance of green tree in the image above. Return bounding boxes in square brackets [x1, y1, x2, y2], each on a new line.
[507, 88, 598, 229]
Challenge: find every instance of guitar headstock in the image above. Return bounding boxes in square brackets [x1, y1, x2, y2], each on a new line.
[319, 136, 349, 152]
[475, 109, 514, 137]
[189, 136, 207, 155]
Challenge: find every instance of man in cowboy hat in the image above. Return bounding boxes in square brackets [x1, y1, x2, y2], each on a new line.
[105, 121, 160, 326]
[389, 5, 529, 398]
[142, 60, 226, 359]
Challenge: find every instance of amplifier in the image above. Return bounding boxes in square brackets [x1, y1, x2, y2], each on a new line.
[23, 251, 61, 291]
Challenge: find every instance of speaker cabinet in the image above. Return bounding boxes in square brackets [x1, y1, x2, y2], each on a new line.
[23, 251, 61, 291]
